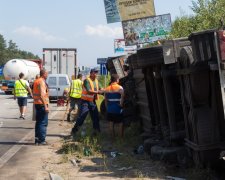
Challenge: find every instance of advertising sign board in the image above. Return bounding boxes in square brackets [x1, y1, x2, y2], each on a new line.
[122, 14, 172, 46]
[104, 0, 121, 23]
[117, 0, 155, 21]
[114, 39, 137, 53]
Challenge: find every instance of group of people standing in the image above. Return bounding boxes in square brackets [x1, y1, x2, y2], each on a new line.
[69, 68, 124, 139]
[13, 68, 124, 146]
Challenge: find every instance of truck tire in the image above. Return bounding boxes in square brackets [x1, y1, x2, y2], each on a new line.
[137, 46, 164, 68]
[151, 145, 186, 164]
[5, 91, 11, 95]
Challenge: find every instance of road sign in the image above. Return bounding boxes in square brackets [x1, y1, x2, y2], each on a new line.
[0, 66, 4, 76]
[100, 64, 108, 76]
[97, 58, 107, 64]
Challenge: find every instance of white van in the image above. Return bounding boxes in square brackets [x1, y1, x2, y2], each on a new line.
[46, 74, 70, 101]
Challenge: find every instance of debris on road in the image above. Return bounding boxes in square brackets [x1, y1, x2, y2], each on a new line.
[49, 173, 64, 180]
[166, 176, 186, 180]
[133, 145, 144, 154]
[110, 151, 123, 158]
[70, 159, 78, 167]
[83, 147, 91, 156]
[117, 166, 133, 171]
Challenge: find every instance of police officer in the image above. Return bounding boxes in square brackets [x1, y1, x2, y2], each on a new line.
[67, 74, 83, 122]
[71, 69, 102, 137]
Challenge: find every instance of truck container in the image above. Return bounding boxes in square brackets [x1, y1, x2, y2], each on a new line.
[43, 48, 77, 79]
[3, 59, 40, 81]
[2, 59, 41, 94]
[107, 28, 225, 167]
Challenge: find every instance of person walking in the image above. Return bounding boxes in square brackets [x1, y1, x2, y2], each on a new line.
[14, 72, 33, 119]
[104, 74, 124, 138]
[71, 69, 102, 137]
[33, 69, 49, 145]
[67, 74, 83, 122]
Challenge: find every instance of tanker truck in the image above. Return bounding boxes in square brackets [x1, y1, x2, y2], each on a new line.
[2, 59, 42, 94]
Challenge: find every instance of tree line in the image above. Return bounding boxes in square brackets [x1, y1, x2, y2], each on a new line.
[170, 0, 225, 38]
[0, 34, 39, 66]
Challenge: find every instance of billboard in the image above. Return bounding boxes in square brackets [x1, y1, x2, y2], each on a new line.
[114, 39, 126, 53]
[117, 0, 155, 21]
[114, 39, 137, 53]
[104, 0, 121, 24]
[122, 14, 172, 46]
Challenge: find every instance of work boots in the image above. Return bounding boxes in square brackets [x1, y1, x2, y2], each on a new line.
[70, 126, 79, 140]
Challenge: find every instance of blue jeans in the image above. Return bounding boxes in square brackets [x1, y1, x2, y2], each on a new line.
[73, 100, 100, 131]
[35, 104, 48, 142]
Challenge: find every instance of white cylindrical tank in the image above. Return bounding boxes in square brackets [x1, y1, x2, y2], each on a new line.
[3, 59, 40, 81]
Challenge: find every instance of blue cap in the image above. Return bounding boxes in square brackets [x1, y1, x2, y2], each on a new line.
[90, 68, 99, 73]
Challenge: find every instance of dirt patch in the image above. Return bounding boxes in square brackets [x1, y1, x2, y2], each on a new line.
[38, 116, 217, 180]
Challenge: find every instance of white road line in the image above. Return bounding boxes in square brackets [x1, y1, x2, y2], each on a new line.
[0, 106, 64, 169]
[0, 122, 3, 128]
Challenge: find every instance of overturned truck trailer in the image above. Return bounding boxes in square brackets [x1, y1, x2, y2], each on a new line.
[107, 29, 225, 167]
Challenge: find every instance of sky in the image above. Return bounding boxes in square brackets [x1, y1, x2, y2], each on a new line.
[0, 0, 194, 67]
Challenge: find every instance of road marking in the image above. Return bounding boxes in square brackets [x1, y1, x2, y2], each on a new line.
[0, 122, 3, 128]
[0, 106, 64, 169]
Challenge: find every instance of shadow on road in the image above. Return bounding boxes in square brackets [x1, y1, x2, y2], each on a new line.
[0, 117, 20, 120]
[5, 97, 14, 100]
[0, 127, 34, 130]
[47, 134, 67, 138]
[48, 118, 63, 122]
[0, 142, 34, 146]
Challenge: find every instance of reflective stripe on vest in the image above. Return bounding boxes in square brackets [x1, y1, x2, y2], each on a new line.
[81, 78, 99, 102]
[70, 79, 82, 98]
[33, 78, 49, 105]
[105, 83, 122, 114]
[14, 80, 28, 97]
[107, 99, 121, 102]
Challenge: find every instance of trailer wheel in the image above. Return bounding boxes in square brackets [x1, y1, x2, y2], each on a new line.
[5, 91, 11, 95]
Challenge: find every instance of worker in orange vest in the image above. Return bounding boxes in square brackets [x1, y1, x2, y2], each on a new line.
[71, 68, 102, 137]
[33, 69, 49, 145]
[104, 74, 124, 138]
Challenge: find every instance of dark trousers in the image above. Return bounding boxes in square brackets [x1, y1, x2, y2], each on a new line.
[73, 99, 100, 132]
[35, 104, 48, 142]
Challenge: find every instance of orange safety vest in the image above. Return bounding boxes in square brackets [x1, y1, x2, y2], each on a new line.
[33, 78, 49, 105]
[104, 82, 123, 114]
[81, 78, 99, 102]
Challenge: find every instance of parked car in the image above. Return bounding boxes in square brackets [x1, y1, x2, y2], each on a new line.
[46, 74, 70, 102]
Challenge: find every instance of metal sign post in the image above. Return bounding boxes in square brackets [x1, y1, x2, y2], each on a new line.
[97, 58, 108, 88]
[0, 66, 4, 76]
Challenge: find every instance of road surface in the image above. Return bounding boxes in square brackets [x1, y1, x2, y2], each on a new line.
[0, 91, 65, 179]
